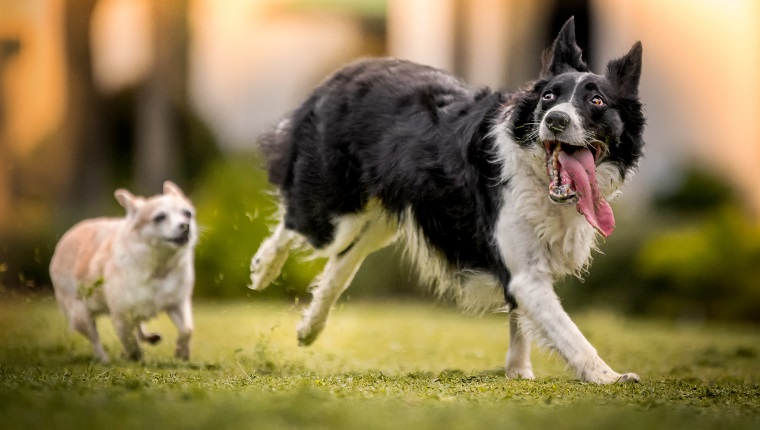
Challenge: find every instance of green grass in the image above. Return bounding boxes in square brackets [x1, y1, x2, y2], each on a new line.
[1, 296, 759, 429]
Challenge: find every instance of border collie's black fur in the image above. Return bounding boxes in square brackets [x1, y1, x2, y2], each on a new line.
[263, 62, 511, 282]
[250, 18, 645, 384]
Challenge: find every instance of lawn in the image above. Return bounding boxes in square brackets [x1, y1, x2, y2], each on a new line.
[1, 295, 759, 429]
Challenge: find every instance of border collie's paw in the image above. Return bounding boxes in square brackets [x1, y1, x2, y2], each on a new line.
[583, 368, 640, 384]
[296, 320, 324, 346]
[505, 366, 535, 380]
[616, 372, 640, 384]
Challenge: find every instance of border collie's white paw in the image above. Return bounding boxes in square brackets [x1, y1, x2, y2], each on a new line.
[249, 224, 293, 291]
[296, 319, 324, 346]
[505, 366, 535, 380]
[616, 372, 640, 384]
[583, 368, 640, 384]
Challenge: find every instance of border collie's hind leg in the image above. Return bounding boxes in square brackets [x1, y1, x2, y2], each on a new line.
[249, 221, 296, 291]
[505, 311, 534, 379]
[297, 218, 396, 346]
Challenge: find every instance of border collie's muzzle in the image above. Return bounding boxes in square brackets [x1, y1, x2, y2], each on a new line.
[540, 109, 613, 237]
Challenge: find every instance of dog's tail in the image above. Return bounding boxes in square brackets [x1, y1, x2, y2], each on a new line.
[249, 221, 296, 291]
[258, 115, 295, 188]
[258, 92, 322, 188]
[253, 115, 298, 291]
[254, 96, 322, 289]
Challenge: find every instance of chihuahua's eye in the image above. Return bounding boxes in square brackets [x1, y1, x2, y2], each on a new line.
[591, 95, 605, 106]
[182, 210, 193, 218]
[542, 91, 556, 101]
[153, 213, 167, 223]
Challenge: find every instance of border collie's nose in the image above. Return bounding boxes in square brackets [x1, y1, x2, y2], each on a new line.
[545, 111, 571, 134]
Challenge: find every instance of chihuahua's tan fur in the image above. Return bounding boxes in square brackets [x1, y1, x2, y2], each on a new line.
[50, 181, 197, 362]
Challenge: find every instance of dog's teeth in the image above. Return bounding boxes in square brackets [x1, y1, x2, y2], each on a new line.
[552, 145, 561, 177]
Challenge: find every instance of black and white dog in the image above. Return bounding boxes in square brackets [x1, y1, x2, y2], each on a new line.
[249, 18, 645, 384]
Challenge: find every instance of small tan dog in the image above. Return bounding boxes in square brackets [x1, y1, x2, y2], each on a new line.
[50, 181, 197, 363]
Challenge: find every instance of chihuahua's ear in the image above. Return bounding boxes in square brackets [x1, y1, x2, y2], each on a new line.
[115, 189, 144, 216]
[163, 181, 187, 199]
[541, 17, 589, 77]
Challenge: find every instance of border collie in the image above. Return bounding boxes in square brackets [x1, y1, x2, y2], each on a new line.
[249, 18, 645, 384]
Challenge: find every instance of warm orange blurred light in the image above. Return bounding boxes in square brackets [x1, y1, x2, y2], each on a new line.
[1, 0, 760, 214]
[90, 0, 153, 92]
[594, 0, 760, 214]
[0, 0, 65, 157]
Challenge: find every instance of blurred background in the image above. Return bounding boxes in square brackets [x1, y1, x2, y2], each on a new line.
[1, 0, 759, 323]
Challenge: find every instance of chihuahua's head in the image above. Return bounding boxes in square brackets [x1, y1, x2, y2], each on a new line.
[115, 181, 198, 251]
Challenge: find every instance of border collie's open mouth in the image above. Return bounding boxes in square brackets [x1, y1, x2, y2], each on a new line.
[544, 141, 605, 202]
[543, 140, 615, 237]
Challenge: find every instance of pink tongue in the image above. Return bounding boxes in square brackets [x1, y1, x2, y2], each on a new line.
[558, 149, 615, 237]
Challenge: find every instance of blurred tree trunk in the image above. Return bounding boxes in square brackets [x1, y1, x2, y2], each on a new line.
[59, 0, 109, 213]
[0, 38, 21, 229]
[135, 0, 187, 193]
[0, 133, 8, 229]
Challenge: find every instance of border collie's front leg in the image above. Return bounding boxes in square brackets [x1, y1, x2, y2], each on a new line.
[509, 272, 639, 384]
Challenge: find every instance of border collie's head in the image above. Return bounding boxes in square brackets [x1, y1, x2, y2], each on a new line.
[510, 17, 645, 237]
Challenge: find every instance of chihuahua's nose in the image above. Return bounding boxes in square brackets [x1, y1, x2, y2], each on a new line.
[545, 111, 571, 134]
[179, 222, 190, 233]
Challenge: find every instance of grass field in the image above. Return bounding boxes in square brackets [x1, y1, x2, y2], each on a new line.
[1, 295, 759, 429]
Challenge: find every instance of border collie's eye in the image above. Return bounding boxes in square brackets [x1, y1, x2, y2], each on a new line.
[542, 91, 555, 101]
[153, 213, 167, 223]
[591, 96, 605, 106]
[182, 210, 193, 218]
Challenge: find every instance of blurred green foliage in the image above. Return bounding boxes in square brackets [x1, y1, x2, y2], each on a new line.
[653, 168, 738, 212]
[636, 168, 760, 322]
[192, 155, 323, 299]
[561, 168, 760, 323]
[637, 208, 760, 322]
[287, 0, 388, 17]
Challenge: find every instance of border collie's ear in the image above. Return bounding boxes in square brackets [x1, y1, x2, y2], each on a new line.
[115, 189, 144, 216]
[163, 180, 187, 199]
[605, 42, 643, 96]
[542, 17, 589, 77]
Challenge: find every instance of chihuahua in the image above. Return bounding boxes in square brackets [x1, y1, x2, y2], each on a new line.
[50, 181, 197, 362]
